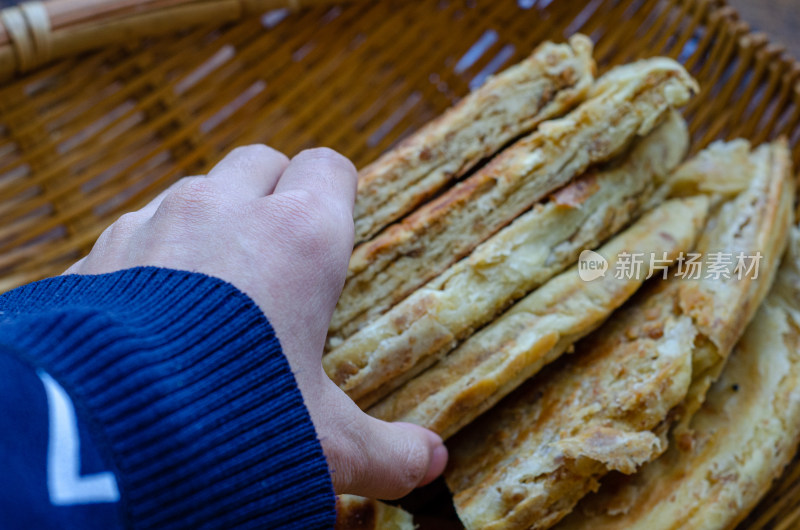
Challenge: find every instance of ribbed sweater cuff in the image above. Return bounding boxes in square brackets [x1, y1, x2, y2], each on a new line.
[0, 267, 335, 529]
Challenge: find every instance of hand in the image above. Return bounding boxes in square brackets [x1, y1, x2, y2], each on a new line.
[65, 145, 448, 499]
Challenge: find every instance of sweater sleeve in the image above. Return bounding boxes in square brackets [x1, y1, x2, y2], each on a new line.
[0, 266, 336, 529]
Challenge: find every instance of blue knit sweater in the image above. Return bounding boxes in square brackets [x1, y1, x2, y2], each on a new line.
[0, 266, 336, 528]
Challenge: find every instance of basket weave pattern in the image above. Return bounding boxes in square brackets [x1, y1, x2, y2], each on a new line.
[1, 0, 800, 527]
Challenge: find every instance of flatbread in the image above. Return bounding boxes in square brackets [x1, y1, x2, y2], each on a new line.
[444, 140, 795, 530]
[329, 57, 697, 350]
[353, 35, 595, 243]
[558, 215, 800, 530]
[369, 195, 708, 440]
[335, 495, 414, 530]
[324, 58, 698, 406]
[670, 140, 795, 434]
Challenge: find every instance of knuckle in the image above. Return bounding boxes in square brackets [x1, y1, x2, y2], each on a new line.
[231, 144, 289, 166]
[159, 178, 220, 217]
[109, 212, 144, 238]
[114, 212, 139, 227]
[93, 226, 114, 251]
[294, 147, 356, 174]
[174, 178, 217, 202]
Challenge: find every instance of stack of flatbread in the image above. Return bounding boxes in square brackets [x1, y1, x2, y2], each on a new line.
[328, 34, 800, 530]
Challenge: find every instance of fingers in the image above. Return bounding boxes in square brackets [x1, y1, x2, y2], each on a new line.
[273, 148, 358, 217]
[256, 147, 359, 300]
[207, 144, 290, 198]
[138, 144, 289, 216]
[322, 394, 448, 499]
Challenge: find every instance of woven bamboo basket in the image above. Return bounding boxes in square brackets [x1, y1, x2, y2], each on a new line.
[1, 0, 800, 527]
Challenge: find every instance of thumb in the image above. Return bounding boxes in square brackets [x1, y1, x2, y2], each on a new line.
[322, 398, 448, 499]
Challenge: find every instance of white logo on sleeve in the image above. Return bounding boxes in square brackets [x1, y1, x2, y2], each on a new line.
[38, 371, 120, 506]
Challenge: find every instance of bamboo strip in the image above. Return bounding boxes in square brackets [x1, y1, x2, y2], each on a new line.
[0, 0, 363, 79]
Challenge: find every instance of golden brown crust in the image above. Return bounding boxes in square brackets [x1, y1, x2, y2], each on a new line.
[367, 112, 692, 438]
[443, 201, 705, 530]
[672, 139, 795, 433]
[445, 276, 697, 530]
[352, 34, 596, 244]
[328, 56, 697, 351]
[324, 58, 699, 406]
[558, 221, 800, 530]
[444, 140, 794, 530]
[371, 197, 706, 440]
[335, 495, 414, 530]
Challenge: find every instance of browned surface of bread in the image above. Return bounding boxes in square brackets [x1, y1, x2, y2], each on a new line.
[445, 281, 692, 530]
[327, 56, 697, 351]
[335, 495, 414, 530]
[670, 140, 795, 435]
[557, 215, 800, 530]
[444, 140, 795, 530]
[370, 196, 707, 440]
[352, 34, 595, 244]
[367, 112, 691, 438]
[323, 58, 698, 407]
